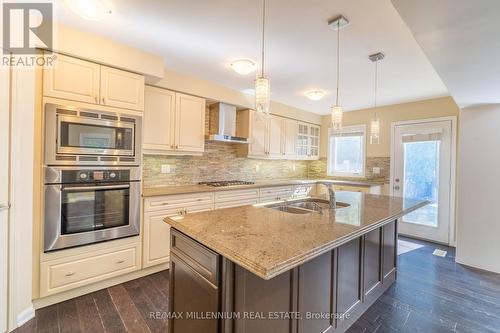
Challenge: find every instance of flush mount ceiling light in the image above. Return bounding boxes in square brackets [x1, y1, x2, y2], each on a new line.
[369, 52, 385, 144]
[305, 90, 326, 101]
[328, 15, 349, 131]
[65, 0, 112, 20]
[254, 0, 270, 115]
[230, 59, 256, 75]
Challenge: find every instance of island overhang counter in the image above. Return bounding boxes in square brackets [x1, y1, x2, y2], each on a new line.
[164, 192, 427, 333]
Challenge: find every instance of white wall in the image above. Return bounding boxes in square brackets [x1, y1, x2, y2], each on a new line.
[456, 104, 500, 274]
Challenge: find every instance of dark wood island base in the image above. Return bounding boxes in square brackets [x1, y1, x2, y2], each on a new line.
[168, 220, 398, 333]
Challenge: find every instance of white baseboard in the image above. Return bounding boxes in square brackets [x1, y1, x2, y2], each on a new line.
[16, 305, 35, 327]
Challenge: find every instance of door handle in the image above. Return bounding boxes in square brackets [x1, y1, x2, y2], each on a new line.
[63, 184, 130, 191]
[0, 203, 10, 211]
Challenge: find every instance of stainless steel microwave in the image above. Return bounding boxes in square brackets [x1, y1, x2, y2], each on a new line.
[44, 103, 142, 166]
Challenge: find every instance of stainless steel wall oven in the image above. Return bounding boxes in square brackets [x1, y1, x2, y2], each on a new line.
[44, 166, 141, 252]
[43, 102, 143, 252]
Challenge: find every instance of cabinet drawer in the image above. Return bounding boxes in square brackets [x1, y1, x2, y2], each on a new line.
[336, 185, 369, 193]
[293, 184, 316, 198]
[215, 188, 259, 203]
[259, 186, 293, 203]
[260, 185, 293, 196]
[145, 192, 214, 212]
[40, 243, 140, 297]
[214, 198, 259, 210]
[171, 230, 219, 286]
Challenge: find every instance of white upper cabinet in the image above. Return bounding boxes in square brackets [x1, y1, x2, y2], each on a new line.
[143, 87, 206, 154]
[296, 122, 320, 160]
[175, 93, 206, 152]
[43, 54, 100, 104]
[100, 66, 145, 111]
[283, 118, 298, 159]
[43, 53, 145, 111]
[238, 110, 318, 160]
[247, 111, 268, 157]
[267, 115, 284, 158]
[143, 86, 175, 151]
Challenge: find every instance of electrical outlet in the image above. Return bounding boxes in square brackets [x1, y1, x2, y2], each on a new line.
[372, 167, 381, 175]
[255, 164, 260, 172]
[161, 164, 171, 174]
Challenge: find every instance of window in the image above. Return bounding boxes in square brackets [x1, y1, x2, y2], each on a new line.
[327, 125, 366, 177]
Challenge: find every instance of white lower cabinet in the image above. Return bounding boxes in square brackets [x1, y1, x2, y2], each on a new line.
[259, 186, 294, 203]
[143, 192, 214, 268]
[40, 242, 141, 297]
[292, 184, 317, 198]
[214, 188, 260, 209]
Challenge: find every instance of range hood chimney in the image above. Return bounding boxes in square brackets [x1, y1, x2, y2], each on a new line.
[207, 103, 249, 144]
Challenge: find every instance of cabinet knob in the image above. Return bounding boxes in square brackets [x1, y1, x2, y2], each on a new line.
[65, 272, 75, 277]
[94, 96, 98, 103]
[102, 97, 106, 104]
[116, 259, 125, 264]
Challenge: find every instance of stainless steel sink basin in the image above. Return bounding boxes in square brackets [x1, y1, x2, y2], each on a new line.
[264, 198, 350, 214]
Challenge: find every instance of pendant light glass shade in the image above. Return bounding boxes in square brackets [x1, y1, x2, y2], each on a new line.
[328, 16, 346, 130]
[255, 0, 270, 115]
[255, 75, 270, 114]
[331, 105, 343, 131]
[370, 117, 380, 144]
[369, 52, 384, 145]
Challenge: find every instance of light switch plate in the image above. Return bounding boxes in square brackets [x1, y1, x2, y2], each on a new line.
[372, 167, 381, 175]
[161, 165, 171, 174]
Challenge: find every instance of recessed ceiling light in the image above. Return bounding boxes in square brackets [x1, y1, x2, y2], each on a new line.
[65, 0, 112, 20]
[230, 59, 256, 75]
[305, 90, 326, 101]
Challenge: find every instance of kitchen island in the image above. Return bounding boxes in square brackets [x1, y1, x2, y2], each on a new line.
[164, 192, 427, 333]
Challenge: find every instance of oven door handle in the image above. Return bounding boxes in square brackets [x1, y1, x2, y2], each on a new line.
[62, 184, 130, 191]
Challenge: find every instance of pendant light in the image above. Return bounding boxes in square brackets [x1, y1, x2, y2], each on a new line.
[369, 52, 385, 144]
[328, 16, 348, 131]
[255, 0, 270, 115]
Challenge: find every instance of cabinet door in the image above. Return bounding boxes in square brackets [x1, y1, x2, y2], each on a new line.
[175, 93, 206, 152]
[248, 111, 268, 157]
[43, 54, 100, 104]
[143, 211, 173, 268]
[283, 118, 298, 158]
[296, 123, 309, 159]
[268, 115, 283, 158]
[309, 125, 320, 159]
[143, 86, 175, 152]
[100, 66, 145, 111]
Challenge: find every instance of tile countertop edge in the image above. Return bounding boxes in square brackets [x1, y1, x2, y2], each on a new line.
[166, 199, 429, 280]
[143, 179, 386, 197]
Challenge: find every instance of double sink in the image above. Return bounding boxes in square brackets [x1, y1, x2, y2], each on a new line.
[264, 197, 350, 215]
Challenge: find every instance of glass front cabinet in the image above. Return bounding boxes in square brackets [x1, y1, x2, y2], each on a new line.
[296, 123, 320, 160]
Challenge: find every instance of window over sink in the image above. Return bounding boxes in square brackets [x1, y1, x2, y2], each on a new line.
[327, 125, 366, 177]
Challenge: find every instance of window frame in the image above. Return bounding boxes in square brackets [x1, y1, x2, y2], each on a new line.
[327, 124, 367, 178]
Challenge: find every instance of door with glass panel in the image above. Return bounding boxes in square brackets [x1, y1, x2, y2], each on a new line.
[392, 119, 454, 244]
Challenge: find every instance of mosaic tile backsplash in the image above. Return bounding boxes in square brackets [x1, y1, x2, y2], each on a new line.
[308, 157, 391, 183]
[143, 141, 390, 187]
[143, 141, 310, 187]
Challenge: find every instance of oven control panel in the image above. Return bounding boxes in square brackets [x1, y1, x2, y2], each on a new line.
[62, 169, 131, 183]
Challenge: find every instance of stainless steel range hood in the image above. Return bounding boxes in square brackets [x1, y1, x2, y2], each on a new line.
[207, 103, 249, 144]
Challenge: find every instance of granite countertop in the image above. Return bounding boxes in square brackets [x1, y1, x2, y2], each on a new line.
[165, 192, 427, 280]
[143, 179, 385, 197]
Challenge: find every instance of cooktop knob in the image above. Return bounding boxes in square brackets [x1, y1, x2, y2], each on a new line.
[109, 172, 117, 179]
[79, 172, 88, 180]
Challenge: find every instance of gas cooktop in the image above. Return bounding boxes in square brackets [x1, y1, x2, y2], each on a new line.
[199, 180, 255, 187]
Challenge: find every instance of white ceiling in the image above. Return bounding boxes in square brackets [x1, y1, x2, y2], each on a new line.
[392, 0, 500, 108]
[55, 0, 449, 114]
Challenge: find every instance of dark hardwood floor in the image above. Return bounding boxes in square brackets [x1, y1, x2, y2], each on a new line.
[16, 237, 500, 333]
